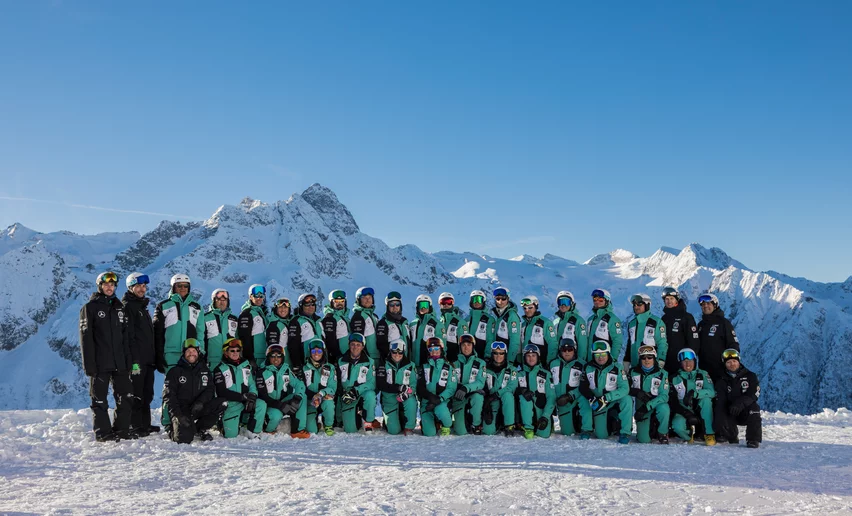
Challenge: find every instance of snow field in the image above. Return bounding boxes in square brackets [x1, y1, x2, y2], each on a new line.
[1, 409, 850, 514]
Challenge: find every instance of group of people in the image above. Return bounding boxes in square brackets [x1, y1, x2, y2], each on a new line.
[80, 272, 763, 448]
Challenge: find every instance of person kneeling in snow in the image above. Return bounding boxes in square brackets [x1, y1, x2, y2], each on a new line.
[213, 339, 267, 439]
[516, 344, 556, 439]
[302, 338, 338, 436]
[714, 349, 762, 448]
[417, 337, 457, 436]
[337, 333, 378, 433]
[550, 338, 593, 438]
[164, 339, 226, 443]
[669, 348, 716, 445]
[377, 339, 418, 435]
[580, 341, 632, 444]
[451, 334, 487, 435]
[629, 345, 671, 444]
[482, 341, 519, 437]
[256, 344, 309, 438]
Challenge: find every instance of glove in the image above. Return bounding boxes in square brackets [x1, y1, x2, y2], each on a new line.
[486, 392, 499, 403]
[131, 363, 141, 376]
[556, 393, 574, 407]
[729, 399, 746, 417]
[685, 411, 700, 428]
[312, 393, 322, 408]
[190, 401, 204, 417]
[482, 403, 494, 425]
[536, 417, 549, 431]
[635, 391, 652, 403]
[178, 415, 192, 427]
[453, 385, 468, 402]
[634, 407, 649, 421]
[424, 402, 437, 413]
[589, 396, 608, 412]
[519, 388, 534, 402]
[396, 387, 412, 403]
[427, 393, 441, 405]
[342, 388, 358, 405]
[243, 392, 257, 413]
[683, 390, 695, 407]
[291, 367, 304, 381]
[282, 396, 301, 415]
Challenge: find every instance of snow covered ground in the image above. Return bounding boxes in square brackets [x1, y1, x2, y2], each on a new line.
[1, 409, 850, 514]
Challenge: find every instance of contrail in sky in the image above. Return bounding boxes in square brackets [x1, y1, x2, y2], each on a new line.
[0, 196, 204, 220]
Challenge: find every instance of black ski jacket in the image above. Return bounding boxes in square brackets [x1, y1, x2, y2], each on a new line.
[697, 307, 739, 380]
[121, 291, 155, 366]
[79, 292, 132, 376]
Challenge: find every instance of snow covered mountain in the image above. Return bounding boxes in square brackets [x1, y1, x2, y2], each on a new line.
[1, 183, 849, 414]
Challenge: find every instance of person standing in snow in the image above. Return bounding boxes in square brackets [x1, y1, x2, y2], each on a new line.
[237, 284, 270, 367]
[202, 288, 238, 371]
[714, 349, 762, 448]
[466, 290, 496, 359]
[154, 273, 204, 429]
[438, 292, 469, 363]
[409, 295, 446, 367]
[350, 287, 380, 362]
[669, 348, 716, 445]
[417, 337, 457, 436]
[122, 272, 158, 437]
[697, 292, 740, 381]
[660, 287, 700, 378]
[265, 297, 292, 362]
[552, 291, 589, 364]
[375, 291, 411, 362]
[586, 289, 624, 363]
[321, 289, 351, 363]
[629, 345, 671, 444]
[624, 293, 668, 370]
[80, 271, 134, 442]
[519, 295, 558, 364]
[491, 287, 522, 364]
[286, 293, 324, 371]
[164, 339, 225, 443]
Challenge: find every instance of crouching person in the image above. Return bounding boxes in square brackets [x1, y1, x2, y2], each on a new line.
[482, 341, 518, 436]
[550, 338, 593, 438]
[630, 345, 671, 444]
[303, 339, 338, 436]
[256, 344, 309, 438]
[165, 339, 226, 443]
[670, 347, 716, 445]
[377, 339, 418, 435]
[214, 339, 267, 439]
[715, 348, 762, 448]
[517, 344, 556, 439]
[338, 333, 378, 433]
[452, 334, 487, 435]
[417, 337, 457, 436]
[581, 341, 632, 444]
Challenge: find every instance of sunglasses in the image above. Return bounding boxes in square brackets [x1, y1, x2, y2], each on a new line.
[522, 304, 536, 309]
[388, 302, 402, 308]
[640, 355, 655, 360]
[390, 350, 404, 355]
[302, 301, 316, 307]
[492, 351, 506, 356]
[470, 295, 485, 305]
[427, 346, 442, 353]
[494, 296, 508, 302]
[227, 348, 241, 353]
[174, 283, 190, 289]
[593, 352, 608, 358]
[310, 348, 324, 354]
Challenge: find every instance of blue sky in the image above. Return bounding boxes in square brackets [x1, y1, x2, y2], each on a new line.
[1, 1, 850, 282]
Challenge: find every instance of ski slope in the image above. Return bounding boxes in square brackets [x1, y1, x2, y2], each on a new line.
[1, 409, 850, 514]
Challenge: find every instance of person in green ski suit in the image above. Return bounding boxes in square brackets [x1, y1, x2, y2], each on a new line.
[154, 273, 204, 428]
[519, 295, 558, 364]
[410, 295, 446, 367]
[213, 339, 267, 438]
[438, 292, 470, 363]
[237, 284, 270, 367]
[321, 289, 351, 363]
[417, 337, 458, 436]
[549, 338, 593, 438]
[516, 344, 556, 439]
[491, 287, 522, 365]
[376, 338, 418, 435]
[552, 291, 589, 364]
[376, 291, 411, 363]
[265, 297, 292, 363]
[670, 347, 716, 445]
[466, 290, 496, 360]
[482, 341, 519, 436]
[203, 288, 238, 371]
[350, 287, 380, 362]
[338, 333, 377, 433]
[255, 344, 309, 438]
[587, 289, 624, 363]
[451, 334, 487, 435]
[629, 345, 671, 444]
[580, 341, 632, 443]
[287, 293, 324, 371]
[624, 293, 668, 370]
[302, 338, 338, 436]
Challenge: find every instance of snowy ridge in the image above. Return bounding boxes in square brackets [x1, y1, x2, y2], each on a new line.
[0, 408, 850, 513]
[1, 184, 850, 414]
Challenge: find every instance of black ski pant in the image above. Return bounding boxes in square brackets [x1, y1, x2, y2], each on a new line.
[715, 401, 762, 443]
[89, 371, 132, 437]
[170, 398, 227, 444]
[130, 365, 155, 432]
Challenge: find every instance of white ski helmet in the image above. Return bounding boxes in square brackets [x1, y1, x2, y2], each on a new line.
[469, 290, 487, 308]
[170, 273, 190, 287]
[125, 272, 149, 289]
[521, 295, 539, 307]
[328, 289, 346, 303]
[637, 345, 657, 358]
[298, 292, 317, 306]
[96, 271, 118, 290]
[415, 294, 433, 305]
[556, 290, 575, 303]
[211, 288, 230, 304]
[438, 292, 454, 303]
[630, 293, 652, 309]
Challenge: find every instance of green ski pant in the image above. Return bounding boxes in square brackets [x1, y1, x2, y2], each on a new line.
[341, 389, 376, 433]
[482, 392, 516, 435]
[222, 399, 267, 438]
[420, 399, 452, 436]
[593, 396, 632, 439]
[381, 393, 418, 435]
[265, 396, 307, 433]
[451, 392, 484, 435]
[518, 397, 553, 437]
[672, 397, 714, 440]
[635, 402, 670, 443]
[556, 397, 593, 436]
[306, 399, 336, 433]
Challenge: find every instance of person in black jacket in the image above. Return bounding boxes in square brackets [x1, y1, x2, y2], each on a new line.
[715, 349, 762, 448]
[164, 339, 226, 443]
[79, 271, 134, 442]
[122, 272, 158, 437]
[697, 292, 740, 381]
[660, 287, 701, 378]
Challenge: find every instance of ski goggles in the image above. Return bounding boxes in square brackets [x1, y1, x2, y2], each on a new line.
[386, 291, 402, 302]
[301, 297, 317, 306]
[99, 272, 118, 284]
[416, 301, 431, 310]
[214, 292, 230, 301]
[274, 298, 291, 308]
[677, 350, 697, 362]
[557, 297, 573, 308]
[630, 295, 648, 305]
[591, 289, 607, 299]
[127, 274, 149, 287]
[661, 287, 679, 299]
[722, 349, 741, 362]
[698, 294, 716, 304]
[358, 287, 375, 297]
[590, 341, 610, 354]
[439, 298, 454, 306]
[470, 295, 485, 305]
[330, 290, 346, 300]
[520, 298, 537, 307]
[250, 285, 266, 297]
[492, 287, 509, 298]
[268, 353, 284, 359]
[490, 341, 507, 353]
[389, 341, 406, 353]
